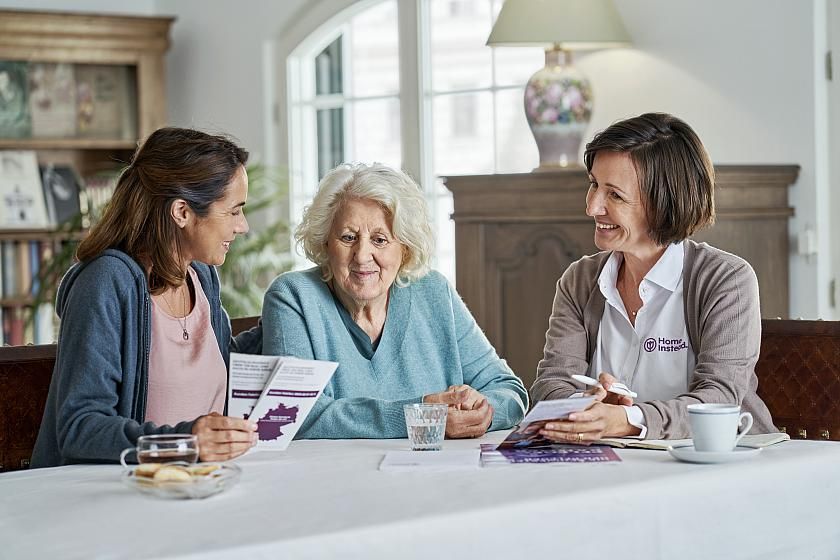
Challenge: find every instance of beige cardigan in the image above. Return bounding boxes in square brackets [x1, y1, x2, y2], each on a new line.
[531, 240, 775, 439]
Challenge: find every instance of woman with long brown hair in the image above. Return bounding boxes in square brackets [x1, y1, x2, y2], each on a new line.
[32, 127, 260, 468]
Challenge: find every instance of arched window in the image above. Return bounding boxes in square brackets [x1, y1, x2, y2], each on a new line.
[286, 0, 542, 280]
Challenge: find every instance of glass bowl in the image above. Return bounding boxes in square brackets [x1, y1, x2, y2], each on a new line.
[121, 462, 241, 499]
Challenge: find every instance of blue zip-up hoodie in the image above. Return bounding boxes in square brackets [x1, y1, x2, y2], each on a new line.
[31, 249, 261, 468]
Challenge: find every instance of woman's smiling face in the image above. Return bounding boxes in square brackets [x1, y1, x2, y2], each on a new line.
[181, 165, 249, 266]
[585, 151, 656, 256]
[326, 198, 404, 309]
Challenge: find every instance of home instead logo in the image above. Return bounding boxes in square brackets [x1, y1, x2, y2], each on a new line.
[643, 337, 688, 352]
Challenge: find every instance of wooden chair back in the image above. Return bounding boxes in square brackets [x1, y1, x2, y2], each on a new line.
[755, 320, 840, 441]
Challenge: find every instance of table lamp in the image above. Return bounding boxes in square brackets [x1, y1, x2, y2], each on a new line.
[487, 0, 630, 169]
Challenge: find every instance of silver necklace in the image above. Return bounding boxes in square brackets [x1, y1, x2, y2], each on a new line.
[161, 283, 190, 341]
[621, 268, 642, 318]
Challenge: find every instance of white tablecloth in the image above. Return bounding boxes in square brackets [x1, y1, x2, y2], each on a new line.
[2, 432, 840, 560]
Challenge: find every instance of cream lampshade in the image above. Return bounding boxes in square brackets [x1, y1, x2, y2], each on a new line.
[487, 0, 630, 169]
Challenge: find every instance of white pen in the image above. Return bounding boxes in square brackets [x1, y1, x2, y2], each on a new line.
[571, 374, 638, 398]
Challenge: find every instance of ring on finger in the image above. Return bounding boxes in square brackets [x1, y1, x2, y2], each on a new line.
[577, 432, 583, 443]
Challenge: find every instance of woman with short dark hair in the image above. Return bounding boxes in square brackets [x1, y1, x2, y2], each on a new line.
[532, 113, 774, 442]
[32, 127, 261, 468]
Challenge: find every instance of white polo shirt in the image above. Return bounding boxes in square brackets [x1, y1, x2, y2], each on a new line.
[588, 242, 695, 436]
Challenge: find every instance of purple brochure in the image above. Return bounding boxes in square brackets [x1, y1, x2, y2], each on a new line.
[481, 443, 621, 464]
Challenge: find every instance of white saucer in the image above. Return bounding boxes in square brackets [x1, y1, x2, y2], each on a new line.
[667, 444, 762, 464]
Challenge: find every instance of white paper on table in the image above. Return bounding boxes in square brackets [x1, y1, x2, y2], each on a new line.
[520, 396, 596, 426]
[379, 450, 481, 471]
[227, 353, 338, 451]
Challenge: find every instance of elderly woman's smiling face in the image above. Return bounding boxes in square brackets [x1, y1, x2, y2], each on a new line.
[326, 198, 404, 310]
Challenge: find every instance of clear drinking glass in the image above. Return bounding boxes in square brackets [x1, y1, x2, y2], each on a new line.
[403, 403, 448, 451]
[120, 434, 199, 467]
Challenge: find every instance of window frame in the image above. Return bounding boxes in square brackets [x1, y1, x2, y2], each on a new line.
[282, 0, 536, 276]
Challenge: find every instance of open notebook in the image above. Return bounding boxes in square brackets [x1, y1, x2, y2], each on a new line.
[598, 432, 790, 450]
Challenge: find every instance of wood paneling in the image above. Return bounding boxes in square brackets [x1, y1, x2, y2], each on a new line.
[445, 165, 799, 388]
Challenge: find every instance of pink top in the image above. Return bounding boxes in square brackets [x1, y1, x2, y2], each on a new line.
[145, 266, 227, 426]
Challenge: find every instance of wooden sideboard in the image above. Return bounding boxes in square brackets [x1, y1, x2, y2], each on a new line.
[444, 165, 799, 388]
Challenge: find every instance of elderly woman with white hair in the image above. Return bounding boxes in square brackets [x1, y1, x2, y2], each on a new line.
[262, 163, 528, 439]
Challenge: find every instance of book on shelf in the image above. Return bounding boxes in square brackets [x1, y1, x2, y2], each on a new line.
[33, 302, 56, 345]
[15, 239, 30, 296]
[82, 171, 119, 222]
[28, 62, 77, 138]
[227, 353, 338, 451]
[0, 237, 60, 345]
[75, 64, 137, 140]
[3, 305, 24, 346]
[1, 240, 16, 298]
[40, 164, 82, 227]
[0, 239, 46, 299]
[0, 61, 32, 139]
[28, 240, 40, 296]
[0, 151, 50, 229]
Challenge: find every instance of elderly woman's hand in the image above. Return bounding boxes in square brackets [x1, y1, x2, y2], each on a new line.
[192, 412, 258, 461]
[445, 398, 494, 438]
[423, 386, 472, 408]
[537, 402, 638, 444]
[584, 372, 634, 406]
[424, 386, 494, 437]
[445, 384, 486, 409]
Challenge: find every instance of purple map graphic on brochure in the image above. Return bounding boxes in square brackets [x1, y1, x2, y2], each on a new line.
[256, 404, 299, 441]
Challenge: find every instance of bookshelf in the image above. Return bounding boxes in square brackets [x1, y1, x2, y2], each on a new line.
[0, 10, 174, 346]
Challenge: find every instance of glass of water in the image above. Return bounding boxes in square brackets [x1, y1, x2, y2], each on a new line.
[403, 403, 448, 451]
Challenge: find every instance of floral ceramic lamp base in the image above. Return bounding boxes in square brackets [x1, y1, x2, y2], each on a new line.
[524, 49, 593, 170]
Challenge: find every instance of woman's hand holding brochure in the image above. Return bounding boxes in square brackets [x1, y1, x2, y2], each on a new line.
[496, 397, 596, 449]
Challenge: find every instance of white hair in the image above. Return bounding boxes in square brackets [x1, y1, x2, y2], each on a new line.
[295, 162, 435, 285]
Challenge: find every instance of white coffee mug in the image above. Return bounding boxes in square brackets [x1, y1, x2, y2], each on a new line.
[687, 403, 753, 452]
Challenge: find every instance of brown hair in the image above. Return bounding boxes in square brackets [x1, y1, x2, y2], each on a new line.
[583, 112, 715, 246]
[76, 127, 248, 294]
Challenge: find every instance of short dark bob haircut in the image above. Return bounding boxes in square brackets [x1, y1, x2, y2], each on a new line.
[583, 112, 715, 246]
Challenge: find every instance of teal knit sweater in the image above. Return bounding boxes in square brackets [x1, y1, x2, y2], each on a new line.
[262, 268, 528, 439]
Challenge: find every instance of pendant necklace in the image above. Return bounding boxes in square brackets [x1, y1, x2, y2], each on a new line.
[622, 266, 641, 318]
[162, 283, 190, 341]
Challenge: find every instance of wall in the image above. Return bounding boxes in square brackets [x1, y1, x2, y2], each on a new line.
[0, 0, 156, 14]
[580, 0, 826, 318]
[155, 0, 309, 163]
[829, 0, 840, 319]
